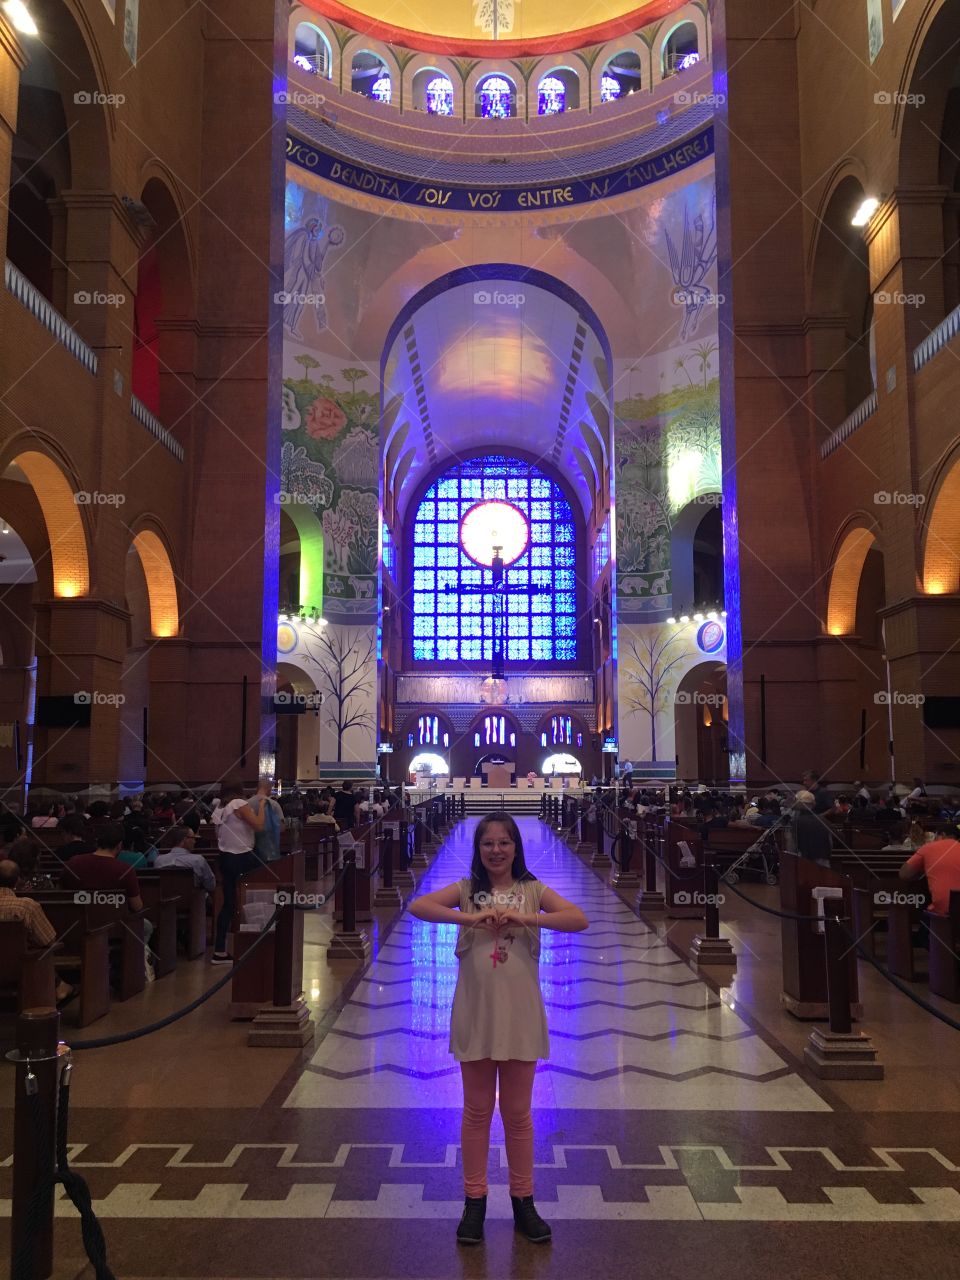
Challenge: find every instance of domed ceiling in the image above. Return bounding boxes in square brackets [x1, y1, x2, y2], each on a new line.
[311, 0, 680, 51]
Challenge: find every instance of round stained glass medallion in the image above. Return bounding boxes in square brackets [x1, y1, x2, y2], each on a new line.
[697, 621, 724, 654]
[459, 500, 529, 567]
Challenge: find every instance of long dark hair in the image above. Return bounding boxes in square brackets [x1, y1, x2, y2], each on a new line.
[469, 812, 536, 900]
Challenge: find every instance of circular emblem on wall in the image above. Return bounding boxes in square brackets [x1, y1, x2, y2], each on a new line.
[697, 621, 725, 654]
[277, 622, 298, 655]
[459, 500, 529, 567]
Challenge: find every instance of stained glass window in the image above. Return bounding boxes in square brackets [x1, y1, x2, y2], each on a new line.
[600, 73, 621, 103]
[538, 75, 565, 115]
[382, 520, 396, 581]
[371, 73, 392, 104]
[550, 715, 572, 745]
[418, 714, 439, 745]
[410, 456, 579, 664]
[426, 75, 454, 115]
[593, 516, 610, 580]
[478, 76, 513, 118]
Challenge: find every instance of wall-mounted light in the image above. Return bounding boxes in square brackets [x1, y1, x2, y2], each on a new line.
[693, 612, 704, 623]
[667, 615, 677, 625]
[706, 610, 717, 621]
[0, 521, 9, 535]
[851, 196, 880, 228]
[680, 614, 690, 624]
[3, 1, 38, 35]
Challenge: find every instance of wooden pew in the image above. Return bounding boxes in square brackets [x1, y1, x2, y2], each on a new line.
[0, 920, 58, 1011]
[29, 898, 112, 1026]
[137, 874, 180, 977]
[147, 867, 208, 959]
[927, 890, 960, 1003]
[29, 891, 149, 1001]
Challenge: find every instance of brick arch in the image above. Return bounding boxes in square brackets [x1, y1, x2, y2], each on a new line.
[922, 454, 960, 594]
[11, 451, 89, 598]
[826, 525, 877, 635]
[131, 529, 180, 638]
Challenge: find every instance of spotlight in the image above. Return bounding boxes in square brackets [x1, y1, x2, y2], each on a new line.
[279, 611, 288, 622]
[693, 612, 704, 623]
[721, 609, 727, 618]
[0, 521, 8, 535]
[851, 196, 880, 227]
[707, 610, 717, 620]
[680, 614, 690, 624]
[3, 1, 38, 35]
[667, 616, 677, 625]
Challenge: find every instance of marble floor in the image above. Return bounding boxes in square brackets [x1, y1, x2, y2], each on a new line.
[1, 817, 959, 1278]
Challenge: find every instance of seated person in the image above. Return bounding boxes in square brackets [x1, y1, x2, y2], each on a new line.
[8, 836, 55, 889]
[698, 806, 729, 841]
[117, 829, 157, 870]
[791, 791, 834, 867]
[899, 835, 960, 916]
[0, 859, 75, 1005]
[155, 827, 216, 892]
[57, 813, 98, 860]
[61, 823, 146, 917]
[828, 794, 853, 818]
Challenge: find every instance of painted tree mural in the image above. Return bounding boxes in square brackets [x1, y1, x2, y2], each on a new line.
[302, 627, 376, 763]
[621, 627, 691, 761]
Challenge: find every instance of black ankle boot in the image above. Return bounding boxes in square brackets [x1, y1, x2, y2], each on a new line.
[511, 1194, 552, 1243]
[456, 1194, 486, 1245]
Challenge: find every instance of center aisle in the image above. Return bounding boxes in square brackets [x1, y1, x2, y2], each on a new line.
[287, 815, 825, 1114]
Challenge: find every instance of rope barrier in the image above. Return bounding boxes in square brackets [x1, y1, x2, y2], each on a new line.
[66, 907, 281, 1050]
[836, 920, 960, 1034]
[720, 876, 816, 922]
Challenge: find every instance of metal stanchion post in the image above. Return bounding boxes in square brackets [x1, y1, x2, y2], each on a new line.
[374, 829, 402, 908]
[10, 1009, 60, 1280]
[804, 900, 883, 1078]
[612, 816, 640, 889]
[327, 850, 372, 964]
[689, 861, 736, 967]
[249, 886, 315, 1046]
[590, 812, 609, 868]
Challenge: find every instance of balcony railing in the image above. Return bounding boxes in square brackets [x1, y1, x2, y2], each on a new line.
[396, 673, 595, 706]
[4, 259, 98, 375]
[913, 301, 960, 373]
[130, 395, 184, 462]
[819, 390, 878, 459]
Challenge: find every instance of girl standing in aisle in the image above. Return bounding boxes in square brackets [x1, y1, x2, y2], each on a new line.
[408, 812, 589, 1246]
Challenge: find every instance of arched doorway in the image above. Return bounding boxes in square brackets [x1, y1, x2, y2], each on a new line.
[674, 661, 728, 784]
[276, 661, 321, 784]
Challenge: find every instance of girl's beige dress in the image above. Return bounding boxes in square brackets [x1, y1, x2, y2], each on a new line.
[449, 877, 550, 1063]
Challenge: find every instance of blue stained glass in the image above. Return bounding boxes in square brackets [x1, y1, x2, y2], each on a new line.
[425, 75, 454, 116]
[410, 455, 579, 664]
[480, 73, 514, 118]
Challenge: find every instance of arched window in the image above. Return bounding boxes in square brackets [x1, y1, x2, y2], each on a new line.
[425, 75, 454, 116]
[371, 73, 392, 104]
[484, 715, 506, 746]
[602, 51, 643, 99]
[477, 75, 514, 118]
[418, 714, 439, 745]
[293, 23, 331, 77]
[600, 73, 621, 103]
[663, 24, 699, 76]
[538, 75, 565, 115]
[549, 714, 572, 745]
[410, 455, 578, 664]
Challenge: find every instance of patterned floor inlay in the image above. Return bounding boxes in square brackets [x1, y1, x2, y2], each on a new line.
[284, 820, 828, 1112]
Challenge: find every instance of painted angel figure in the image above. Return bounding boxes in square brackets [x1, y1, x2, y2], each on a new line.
[665, 193, 718, 340]
[282, 216, 345, 338]
[473, 0, 517, 36]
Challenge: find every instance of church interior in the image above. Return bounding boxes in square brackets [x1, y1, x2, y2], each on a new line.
[0, 0, 959, 1275]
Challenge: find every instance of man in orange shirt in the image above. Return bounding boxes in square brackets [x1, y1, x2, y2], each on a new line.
[900, 838, 960, 915]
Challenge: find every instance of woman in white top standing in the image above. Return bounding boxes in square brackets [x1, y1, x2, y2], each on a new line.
[211, 779, 270, 963]
[409, 813, 588, 1247]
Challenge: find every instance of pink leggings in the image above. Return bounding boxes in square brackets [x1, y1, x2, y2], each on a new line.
[460, 1059, 537, 1198]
